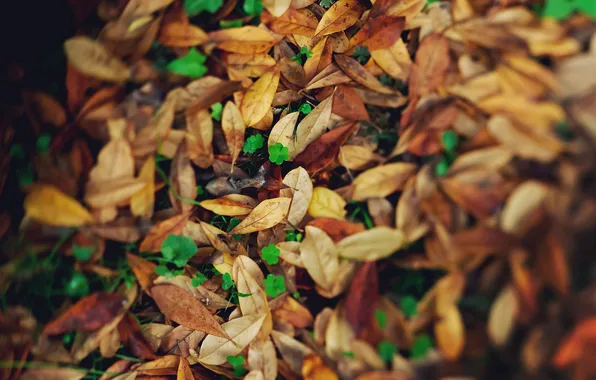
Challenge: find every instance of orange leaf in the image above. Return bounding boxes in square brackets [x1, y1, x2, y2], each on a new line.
[349, 15, 405, 51]
[307, 218, 365, 243]
[332, 85, 369, 121]
[24, 184, 93, 227]
[335, 55, 394, 94]
[139, 212, 191, 253]
[208, 26, 278, 54]
[159, 22, 208, 47]
[126, 253, 157, 294]
[553, 318, 596, 367]
[409, 34, 450, 100]
[266, 8, 318, 36]
[177, 356, 194, 379]
[314, 0, 366, 37]
[294, 122, 357, 173]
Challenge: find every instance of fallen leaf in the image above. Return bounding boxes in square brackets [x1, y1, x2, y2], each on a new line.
[282, 167, 313, 226]
[308, 187, 346, 219]
[304, 37, 333, 82]
[64, 36, 129, 82]
[271, 330, 314, 374]
[409, 33, 450, 100]
[222, 101, 246, 168]
[248, 338, 278, 380]
[24, 184, 93, 227]
[267, 8, 318, 36]
[488, 284, 518, 347]
[177, 356, 194, 379]
[150, 284, 228, 338]
[230, 197, 291, 234]
[335, 55, 394, 94]
[209, 26, 278, 54]
[352, 163, 417, 201]
[200, 194, 257, 216]
[21, 368, 86, 380]
[268, 112, 300, 155]
[241, 68, 281, 126]
[300, 226, 339, 291]
[337, 227, 405, 261]
[43, 293, 125, 335]
[170, 143, 198, 213]
[349, 15, 405, 51]
[295, 122, 357, 173]
[332, 85, 369, 121]
[345, 262, 378, 336]
[314, 0, 366, 37]
[198, 314, 266, 365]
[186, 109, 214, 169]
[159, 22, 208, 47]
[302, 354, 339, 380]
[435, 304, 465, 360]
[307, 218, 365, 242]
[130, 157, 155, 218]
[139, 212, 191, 253]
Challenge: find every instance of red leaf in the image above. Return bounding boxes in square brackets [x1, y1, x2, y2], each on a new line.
[345, 262, 379, 336]
[43, 293, 124, 335]
[294, 122, 357, 173]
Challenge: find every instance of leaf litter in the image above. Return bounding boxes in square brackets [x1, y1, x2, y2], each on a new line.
[2, 0, 596, 379]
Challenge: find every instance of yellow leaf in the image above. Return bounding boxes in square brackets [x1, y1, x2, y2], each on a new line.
[209, 26, 278, 54]
[85, 178, 146, 208]
[230, 197, 291, 235]
[304, 37, 333, 82]
[293, 95, 333, 158]
[241, 69, 280, 126]
[64, 36, 129, 82]
[24, 185, 93, 227]
[336, 227, 405, 261]
[314, 0, 366, 37]
[200, 194, 257, 216]
[222, 101, 246, 168]
[159, 22, 208, 47]
[308, 187, 346, 220]
[177, 356, 194, 380]
[186, 109, 214, 169]
[131, 157, 155, 218]
[434, 304, 465, 360]
[370, 38, 412, 81]
[352, 163, 416, 201]
[300, 226, 339, 291]
[282, 167, 313, 226]
[302, 354, 339, 380]
[198, 314, 266, 365]
[338, 145, 377, 170]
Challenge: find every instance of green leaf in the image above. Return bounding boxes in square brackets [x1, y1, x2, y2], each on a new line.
[244, 0, 264, 16]
[155, 265, 170, 277]
[17, 166, 35, 187]
[184, 0, 223, 16]
[352, 46, 371, 65]
[441, 130, 459, 152]
[196, 185, 205, 196]
[435, 157, 449, 177]
[226, 355, 247, 377]
[411, 334, 433, 359]
[166, 48, 208, 79]
[575, 0, 596, 17]
[9, 144, 26, 160]
[292, 291, 301, 299]
[299, 103, 312, 115]
[161, 234, 198, 268]
[64, 272, 89, 297]
[264, 274, 286, 297]
[342, 351, 355, 358]
[192, 272, 208, 287]
[377, 340, 397, 363]
[400, 296, 418, 318]
[222, 272, 235, 290]
[554, 120, 575, 141]
[243, 134, 264, 153]
[320, 0, 336, 8]
[268, 142, 289, 165]
[285, 229, 303, 242]
[262, 243, 281, 265]
[379, 73, 394, 86]
[72, 244, 92, 262]
[36, 134, 52, 153]
[375, 309, 388, 329]
[220, 19, 244, 28]
[211, 102, 223, 121]
[542, 0, 575, 19]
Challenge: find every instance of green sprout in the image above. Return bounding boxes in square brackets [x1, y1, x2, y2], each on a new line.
[184, 0, 223, 16]
[268, 143, 289, 165]
[226, 355, 247, 377]
[291, 46, 313, 65]
[244, 0, 264, 16]
[264, 274, 286, 297]
[222, 272, 235, 290]
[262, 244, 281, 265]
[211, 102, 223, 121]
[243, 134, 264, 154]
[72, 244, 92, 262]
[352, 46, 371, 65]
[166, 48, 207, 79]
[378, 340, 397, 363]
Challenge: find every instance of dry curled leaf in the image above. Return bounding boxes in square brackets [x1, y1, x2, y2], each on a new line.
[64, 36, 129, 82]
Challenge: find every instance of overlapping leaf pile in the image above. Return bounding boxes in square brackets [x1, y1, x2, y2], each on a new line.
[2, 0, 596, 379]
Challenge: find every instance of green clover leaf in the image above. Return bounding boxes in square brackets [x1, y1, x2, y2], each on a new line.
[299, 103, 312, 115]
[222, 272, 235, 290]
[192, 272, 208, 287]
[542, 0, 575, 19]
[161, 234, 198, 268]
[220, 19, 244, 28]
[400, 296, 418, 318]
[244, 0, 264, 16]
[264, 274, 286, 297]
[72, 244, 92, 262]
[375, 309, 388, 329]
[411, 334, 433, 359]
[166, 48, 208, 79]
[243, 134, 264, 153]
[226, 355, 247, 377]
[575, 0, 596, 17]
[441, 130, 459, 152]
[320, 0, 336, 8]
[184, 0, 223, 16]
[352, 46, 371, 65]
[285, 229, 303, 242]
[36, 134, 52, 153]
[378, 340, 397, 363]
[211, 102, 223, 121]
[269, 143, 289, 165]
[262, 243, 280, 265]
[435, 157, 449, 177]
[64, 272, 89, 297]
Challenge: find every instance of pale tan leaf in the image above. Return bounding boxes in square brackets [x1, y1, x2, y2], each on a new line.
[21, 368, 86, 380]
[85, 178, 146, 208]
[208, 26, 278, 54]
[324, 307, 354, 360]
[293, 95, 333, 157]
[233, 264, 273, 338]
[304, 37, 333, 82]
[337, 227, 405, 261]
[230, 197, 292, 234]
[488, 284, 518, 346]
[314, 0, 366, 37]
[198, 314, 266, 365]
[248, 338, 278, 380]
[200, 194, 257, 216]
[24, 184, 93, 227]
[283, 167, 313, 226]
[300, 226, 339, 290]
[170, 143, 197, 213]
[222, 101, 246, 167]
[64, 36, 129, 82]
[339, 145, 377, 170]
[308, 187, 346, 219]
[500, 181, 549, 236]
[150, 284, 227, 338]
[268, 112, 300, 156]
[335, 55, 394, 94]
[130, 157, 155, 218]
[141, 323, 174, 352]
[352, 163, 417, 201]
[241, 69, 281, 126]
[264, 0, 292, 17]
[434, 304, 465, 360]
[271, 330, 314, 374]
[276, 241, 304, 267]
[186, 109, 214, 169]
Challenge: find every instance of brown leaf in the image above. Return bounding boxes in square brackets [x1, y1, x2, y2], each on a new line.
[43, 293, 125, 335]
[139, 212, 191, 253]
[409, 33, 450, 100]
[294, 122, 357, 173]
[159, 22, 208, 47]
[169, 144, 198, 214]
[208, 26, 278, 54]
[222, 101, 246, 168]
[150, 284, 228, 338]
[370, 38, 411, 81]
[117, 313, 156, 360]
[20, 368, 86, 380]
[64, 36, 129, 82]
[267, 8, 318, 36]
[137, 355, 180, 376]
[306, 64, 352, 91]
[230, 197, 291, 234]
[307, 218, 365, 242]
[553, 317, 596, 367]
[186, 109, 214, 169]
[314, 0, 366, 37]
[280, 57, 307, 88]
[332, 85, 369, 121]
[302, 354, 339, 380]
[335, 55, 394, 94]
[349, 15, 405, 51]
[345, 262, 378, 336]
[126, 253, 157, 294]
